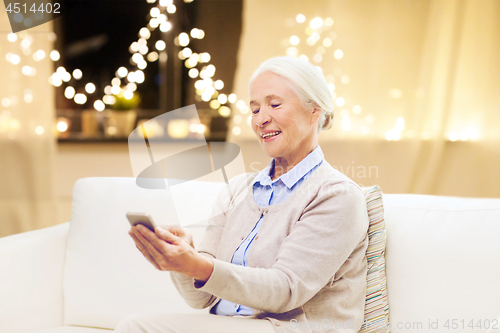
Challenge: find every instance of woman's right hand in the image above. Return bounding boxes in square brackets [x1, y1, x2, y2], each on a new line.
[129, 224, 213, 282]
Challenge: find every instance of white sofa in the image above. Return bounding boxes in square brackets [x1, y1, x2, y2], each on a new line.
[1, 177, 500, 333]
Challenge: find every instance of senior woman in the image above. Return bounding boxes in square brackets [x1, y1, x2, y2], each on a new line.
[116, 57, 369, 333]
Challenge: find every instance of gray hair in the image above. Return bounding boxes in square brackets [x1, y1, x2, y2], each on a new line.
[249, 56, 334, 132]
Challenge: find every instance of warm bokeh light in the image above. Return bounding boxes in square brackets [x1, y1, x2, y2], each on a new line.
[50, 50, 60, 61]
[190, 28, 200, 38]
[232, 126, 241, 136]
[35, 126, 44, 135]
[33, 50, 46, 61]
[341, 116, 351, 131]
[74, 93, 87, 105]
[117, 67, 128, 78]
[94, 100, 105, 112]
[73, 69, 83, 80]
[103, 95, 116, 105]
[24, 94, 33, 103]
[147, 52, 159, 62]
[296, 14, 305, 23]
[210, 100, 220, 109]
[395, 117, 405, 131]
[182, 47, 192, 58]
[139, 27, 151, 39]
[111, 85, 121, 95]
[335, 97, 345, 107]
[160, 22, 172, 32]
[310, 17, 323, 29]
[218, 106, 231, 117]
[138, 61, 147, 70]
[178, 33, 190, 47]
[289, 35, 300, 45]
[135, 70, 145, 83]
[228, 93, 237, 104]
[7, 33, 17, 42]
[9, 54, 20, 65]
[333, 49, 344, 60]
[64, 86, 76, 99]
[85, 83, 96, 94]
[218, 94, 228, 104]
[188, 68, 199, 78]
[139, 45, 149, 55]
[126, 83, 137, 91]
[167, 119, 190, 137]
[123, 90, 134, 100]
[132, 53, 144, 64]
[61, 72, 71, 82]
[214, 80, 224, 90]
[56, 119, 69, 132]
[155, 40, 166, 51]
[150, 7, 160, 17]
[130, 42, 140, 52]
[50, 73, 63, 87]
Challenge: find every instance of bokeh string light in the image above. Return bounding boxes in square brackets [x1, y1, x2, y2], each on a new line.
[42, 0, 236, 138]
[1, 5, 480, 141]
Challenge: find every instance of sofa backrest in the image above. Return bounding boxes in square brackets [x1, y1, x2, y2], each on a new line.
[383, 194, 500, 333]
[64, 177, 225, 330]
[65, 177, 500, 332]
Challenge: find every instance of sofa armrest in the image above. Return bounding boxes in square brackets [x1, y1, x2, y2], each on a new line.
[0, 223, 69, 333]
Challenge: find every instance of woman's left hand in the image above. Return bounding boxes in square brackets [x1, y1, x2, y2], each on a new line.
[129, 225, 213, 282]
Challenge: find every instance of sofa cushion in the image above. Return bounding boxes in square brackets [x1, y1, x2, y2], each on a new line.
[64, 178, 218, 330]
[383, 194, 500, 333]
[359, 186, 390, 333]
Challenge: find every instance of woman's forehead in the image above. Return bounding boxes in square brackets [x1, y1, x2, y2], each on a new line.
[250, 73, 295, 99]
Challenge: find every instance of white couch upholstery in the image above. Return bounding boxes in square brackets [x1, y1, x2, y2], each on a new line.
[1, 177, 500, 333]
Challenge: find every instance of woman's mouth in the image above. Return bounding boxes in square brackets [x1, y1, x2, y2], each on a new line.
[261, 131, 282, 141]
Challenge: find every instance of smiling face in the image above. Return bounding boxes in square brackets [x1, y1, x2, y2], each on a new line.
[249, 72, 320, 172]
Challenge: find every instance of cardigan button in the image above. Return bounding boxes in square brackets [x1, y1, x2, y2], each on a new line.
[275, 321, 281, 326]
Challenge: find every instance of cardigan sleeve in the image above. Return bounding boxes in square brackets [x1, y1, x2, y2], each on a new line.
[194, 181, 369, 314]
[170, 173, 256, 309]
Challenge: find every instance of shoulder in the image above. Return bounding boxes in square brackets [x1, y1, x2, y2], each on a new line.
[298, 162, 368, 225]
[306, 161, 366, 199]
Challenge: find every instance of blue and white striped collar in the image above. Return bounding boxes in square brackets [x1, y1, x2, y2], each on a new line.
[252, 145, 324, 189]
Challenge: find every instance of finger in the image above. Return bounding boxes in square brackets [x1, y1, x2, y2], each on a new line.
[130, 230, 161, 270]
[161, 226, 183, 237]
[155, 227, 181, 245]
[131, 227, 155, 252]
[135, 224, 156, 239]
[130, 232, 159, 267]
[135, 226, 178, 266]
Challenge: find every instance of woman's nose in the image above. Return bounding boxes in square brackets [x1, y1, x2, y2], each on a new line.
[256, 112, 271, 127]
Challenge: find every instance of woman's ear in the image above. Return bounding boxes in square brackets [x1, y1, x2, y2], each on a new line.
[310, 103, 322, 125]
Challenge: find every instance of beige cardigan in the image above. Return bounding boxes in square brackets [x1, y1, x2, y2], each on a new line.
[171, 161, 369, 333]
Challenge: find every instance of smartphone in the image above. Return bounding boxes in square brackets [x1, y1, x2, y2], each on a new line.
[126, 212, 157, 232]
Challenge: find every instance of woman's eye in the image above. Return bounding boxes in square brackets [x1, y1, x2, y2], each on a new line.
[271, 104, 281, 108]
[252, 109, 260, 114]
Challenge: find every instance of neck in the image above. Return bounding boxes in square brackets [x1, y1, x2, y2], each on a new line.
[271, 144, 318, 180]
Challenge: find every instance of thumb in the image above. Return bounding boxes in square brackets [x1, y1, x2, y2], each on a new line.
[155, 227, 180, 244]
